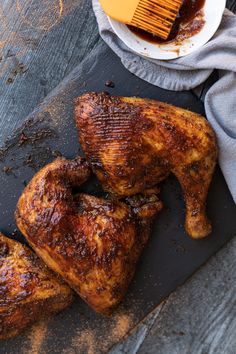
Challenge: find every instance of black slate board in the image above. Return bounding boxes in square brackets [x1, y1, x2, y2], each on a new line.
[0, 41, 236, 354]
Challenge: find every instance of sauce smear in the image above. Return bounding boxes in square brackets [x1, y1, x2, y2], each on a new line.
[128, 0, 206, 44]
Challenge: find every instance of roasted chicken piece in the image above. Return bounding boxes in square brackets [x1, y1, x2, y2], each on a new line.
[0, 233, 73, 340]
[75, 92, 218, 239]
[16, 157, 162, 314]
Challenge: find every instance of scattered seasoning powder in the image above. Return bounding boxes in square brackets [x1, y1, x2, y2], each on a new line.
[71, 329, 96, 354]
[27, 320, 49, 354]
[111, 313, 133, 339]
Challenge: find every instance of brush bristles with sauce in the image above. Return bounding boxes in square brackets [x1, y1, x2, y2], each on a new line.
[100, 0, 183, 39]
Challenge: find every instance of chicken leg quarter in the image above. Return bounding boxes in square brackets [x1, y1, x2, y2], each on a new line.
[0, 233, 73, 340]
[75, 92, 218, 239]
[16, 157, 162, 314]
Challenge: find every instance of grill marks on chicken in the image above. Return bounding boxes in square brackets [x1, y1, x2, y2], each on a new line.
[75, 92, 218, 239]
[0, 233, 73, 340]
[16, 157, 162, 314]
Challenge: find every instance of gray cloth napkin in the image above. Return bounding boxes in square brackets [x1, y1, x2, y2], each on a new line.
[93, 0, 236, 203]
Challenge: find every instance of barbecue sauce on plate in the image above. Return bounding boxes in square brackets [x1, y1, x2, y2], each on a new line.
[128, 0, 206, 44]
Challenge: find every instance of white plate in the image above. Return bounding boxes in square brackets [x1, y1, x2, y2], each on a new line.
[108, 0, 226, 60]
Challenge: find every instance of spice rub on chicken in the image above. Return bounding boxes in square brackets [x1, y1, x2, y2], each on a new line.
[0, 233, 73, 340]
[16, 157, 162, 314]
[75, 92, 218, 239]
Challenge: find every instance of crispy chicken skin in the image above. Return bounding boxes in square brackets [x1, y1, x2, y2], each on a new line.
[0, 233, 73, 340]
[75, 92, 218, 239]
[16, 157, 162, 314]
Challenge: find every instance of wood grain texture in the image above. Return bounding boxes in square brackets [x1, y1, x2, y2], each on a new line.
[227, 0, 236, 12]
[110, 237, 236, 354]
[139, 236, 236, 354]
[0, 0, 100, 144]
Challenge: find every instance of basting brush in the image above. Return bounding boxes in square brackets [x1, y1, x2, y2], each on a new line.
[99, 0, 183, 40]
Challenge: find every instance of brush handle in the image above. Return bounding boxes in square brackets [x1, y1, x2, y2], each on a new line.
[99, 0, 137, 23]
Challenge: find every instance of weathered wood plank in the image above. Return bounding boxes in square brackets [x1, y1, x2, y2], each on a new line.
[110, 237, 236, 354]
[227, 0, 236, 12]
[0, 0, 100, 143]
[136, 236, 236, 354]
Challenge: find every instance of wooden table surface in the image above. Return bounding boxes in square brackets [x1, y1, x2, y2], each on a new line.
[0, 1, 235, 353]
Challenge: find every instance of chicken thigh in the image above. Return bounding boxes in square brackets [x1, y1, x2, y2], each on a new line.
[16, 157, 162, 314]
[0, 233, 73, 340]
[75, 92, 218, 239]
